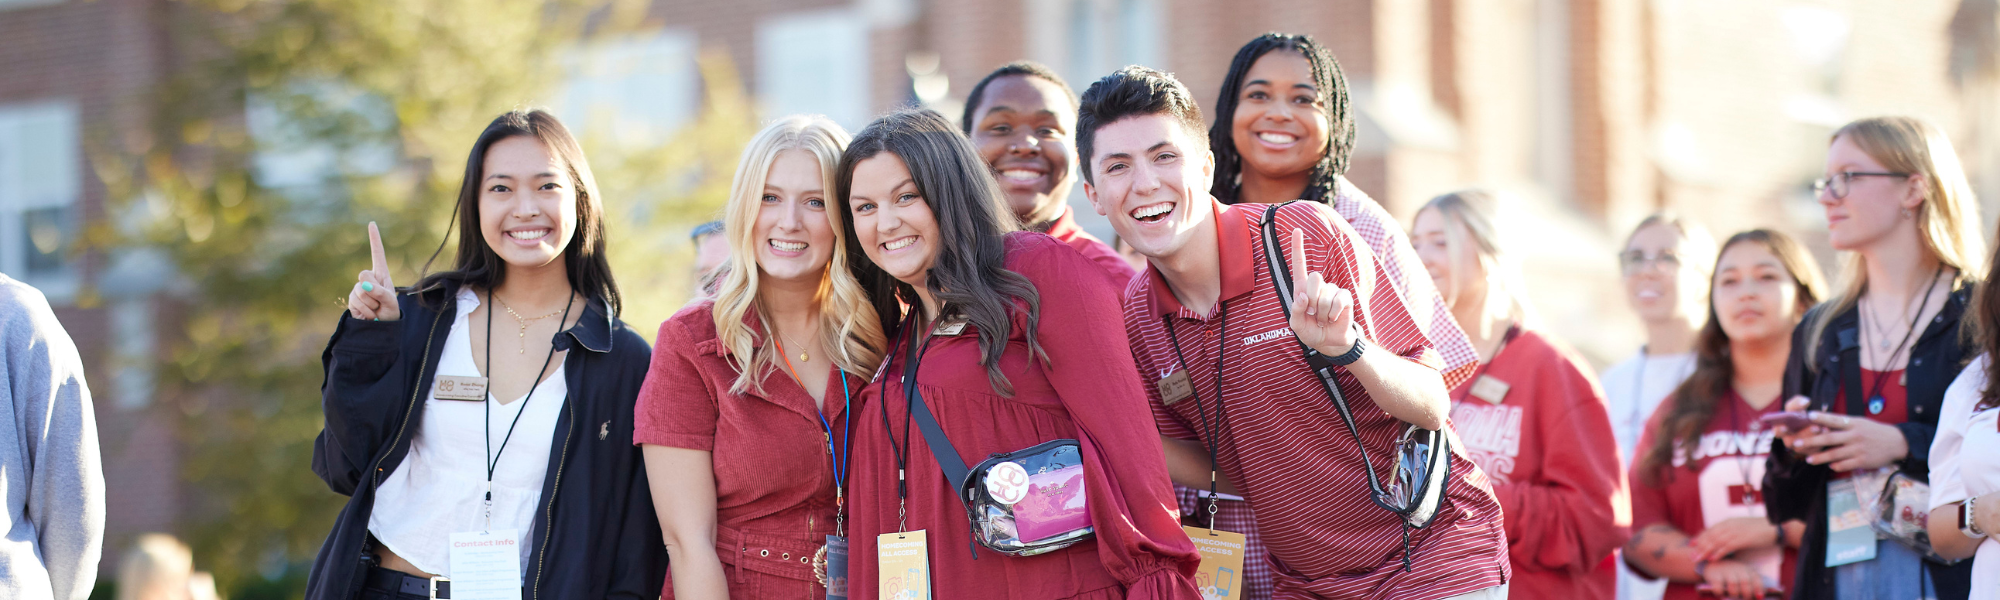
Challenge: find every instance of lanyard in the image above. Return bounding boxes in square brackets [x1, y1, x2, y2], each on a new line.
[879, 311, 936, 532]
[771, 330, 856, 535]
[1861, 264, 1942, 410]
[482, 289, 574, 531]
[1451, 322, 1521, 404]
[1161, 302, 1229, 531]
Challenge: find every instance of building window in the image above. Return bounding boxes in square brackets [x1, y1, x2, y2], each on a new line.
[758, 9, 871, 131]
[0, 101, 81, 300]
[1025, 0, 1165, 89]
[557, 30, 699, 148]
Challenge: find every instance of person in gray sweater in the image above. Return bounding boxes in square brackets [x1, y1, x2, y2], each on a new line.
[0, 273, 103, 600]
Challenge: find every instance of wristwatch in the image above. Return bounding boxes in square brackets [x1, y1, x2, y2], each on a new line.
[1963, 495, 1988, 539]
[1302, 324, 1369, 371]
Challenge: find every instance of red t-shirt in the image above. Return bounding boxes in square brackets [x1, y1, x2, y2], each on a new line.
[1044, 207, 1140, 291]
[1449, 328, 1624, 599]
[1123, 200, 1508, 598]
[1630, 392, 1798, 600]
[1832, 368, 1911, 425]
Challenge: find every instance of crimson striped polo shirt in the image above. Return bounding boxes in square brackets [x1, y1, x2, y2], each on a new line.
[1123, 199, 1509, 599]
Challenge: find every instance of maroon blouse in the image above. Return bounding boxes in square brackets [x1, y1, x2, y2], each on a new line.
[847, 232, 1200, 600]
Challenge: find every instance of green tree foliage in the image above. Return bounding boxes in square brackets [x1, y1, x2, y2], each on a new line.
[89, 0, 752, 593]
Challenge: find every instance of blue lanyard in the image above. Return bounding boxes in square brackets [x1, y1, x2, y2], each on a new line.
[818, 374, 853, 492]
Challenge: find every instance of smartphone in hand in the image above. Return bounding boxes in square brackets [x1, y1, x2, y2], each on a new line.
[1758, 411, 1815, 431]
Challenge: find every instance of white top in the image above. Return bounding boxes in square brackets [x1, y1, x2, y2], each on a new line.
[1929, 354, 2000, 598]
[1601, 350, 1698, 467]
[368, 288, 566, 576]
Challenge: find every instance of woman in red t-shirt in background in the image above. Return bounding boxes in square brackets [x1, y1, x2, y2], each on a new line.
[1626, 229, 1827, 599]
[1410, 190, 1626, 598]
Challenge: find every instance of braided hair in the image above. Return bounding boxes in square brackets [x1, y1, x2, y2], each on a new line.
[1209, 33, 1354, 205]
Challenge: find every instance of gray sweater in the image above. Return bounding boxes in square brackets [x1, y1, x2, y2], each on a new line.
[0, 275, 103, 600]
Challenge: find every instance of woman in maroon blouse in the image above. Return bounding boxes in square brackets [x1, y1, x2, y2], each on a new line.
[635, 115, 888, 599]
[834, 109, 1199, 600]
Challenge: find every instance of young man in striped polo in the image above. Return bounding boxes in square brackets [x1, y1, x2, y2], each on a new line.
[1078, 65, 1510, 599]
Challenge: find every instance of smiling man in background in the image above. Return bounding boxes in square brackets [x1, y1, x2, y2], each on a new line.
[962, 61, 1139, 290]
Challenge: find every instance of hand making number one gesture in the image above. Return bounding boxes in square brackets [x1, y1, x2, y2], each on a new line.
[347, 221, 401, 322]
[1288, 227, 1360, 358]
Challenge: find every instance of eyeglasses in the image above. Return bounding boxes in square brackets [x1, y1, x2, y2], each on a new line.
[1619, 250, 1682, 275]
[1812, 171, 1911, 200]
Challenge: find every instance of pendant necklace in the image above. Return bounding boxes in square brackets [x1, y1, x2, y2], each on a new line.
[492, 293, 567, 354]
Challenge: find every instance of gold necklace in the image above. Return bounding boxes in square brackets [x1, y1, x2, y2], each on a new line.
[767, 323, 813, 363]
[491, 293, 566, 354]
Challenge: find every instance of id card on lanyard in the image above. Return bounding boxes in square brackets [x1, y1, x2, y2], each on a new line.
[877, 530, 930, 600]
[1826, 477, 1878, 567]
[1182, 526, 1247, 599]
[449, 529, 523, 600]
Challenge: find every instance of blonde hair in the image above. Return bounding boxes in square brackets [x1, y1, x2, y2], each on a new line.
[118, 534, 193, 600]
[1417, 190, 1536, 325]
[713, 115, 885, 395]
[1803, 116, 1986, 365]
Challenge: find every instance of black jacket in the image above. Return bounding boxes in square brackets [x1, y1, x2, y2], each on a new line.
[1764, 286, 1973, 599]
[306, 286, 666, 600]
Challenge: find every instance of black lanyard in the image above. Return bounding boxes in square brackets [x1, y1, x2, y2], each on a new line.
[1161, 302, 1229, 529]
[1861, 265, 1942, 412]
[1451, 322, 1521, 404]
[482, 289, 574, 530]
[879, 312, 937, 531]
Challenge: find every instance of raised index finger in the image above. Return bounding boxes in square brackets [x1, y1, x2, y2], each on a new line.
[368, 221, 390, 282]
[1291, 227, 1308, 288]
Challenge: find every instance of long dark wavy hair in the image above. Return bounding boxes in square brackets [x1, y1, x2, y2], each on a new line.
[1639, 230, 1826, 483]
[834, 109, 1046, 396]
[414, 109, 621, 314]
[1209, 32, 1355, 204]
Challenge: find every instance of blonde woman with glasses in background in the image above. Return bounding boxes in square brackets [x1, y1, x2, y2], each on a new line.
[1766, 116, 1984, 600]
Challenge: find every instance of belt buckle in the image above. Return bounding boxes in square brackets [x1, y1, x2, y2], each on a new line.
[429, 576, 451, 599]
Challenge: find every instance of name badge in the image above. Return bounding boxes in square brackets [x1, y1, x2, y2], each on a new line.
[434, 375, 490, 401]
[822, 535, 850, 599]
[1157, 370, 1196, 406]
[877, 530, 929, 600]
[1182, 526, 1248, 599]
[448, 528, 522, 600]
[1469, 375, 1510, 405]
[932, 316, 969, 337]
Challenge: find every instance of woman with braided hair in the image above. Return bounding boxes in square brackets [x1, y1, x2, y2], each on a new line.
[1198, 34, 1479, 599]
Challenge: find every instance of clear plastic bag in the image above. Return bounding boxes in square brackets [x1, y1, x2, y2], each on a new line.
[1857, 467, 1964, 565]
[959, 440, 1095, 556]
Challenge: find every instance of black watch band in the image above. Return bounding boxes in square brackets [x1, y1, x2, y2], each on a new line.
[1303, 328, 1368, 370]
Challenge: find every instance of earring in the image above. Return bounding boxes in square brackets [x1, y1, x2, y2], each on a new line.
[1901, 207, 1914, 220]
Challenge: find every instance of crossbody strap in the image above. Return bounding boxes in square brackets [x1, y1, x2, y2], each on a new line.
[1256, 203, 1389, 489]
[904, 323, 972, 492]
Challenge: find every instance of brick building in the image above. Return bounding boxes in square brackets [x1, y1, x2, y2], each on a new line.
[0, 0, 1992, 584]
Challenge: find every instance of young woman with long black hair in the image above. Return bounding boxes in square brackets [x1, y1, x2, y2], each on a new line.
[1627, 229, 1824, 600]
[838, 109, 1198, 599]
[308, 110, 664, 600]
[1766, 116, 1984, 599]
